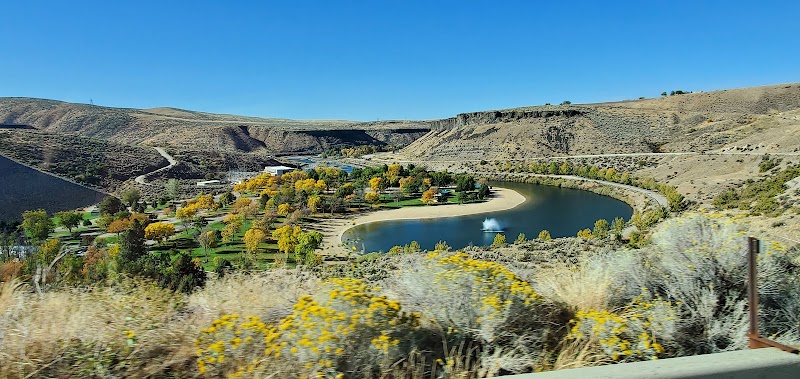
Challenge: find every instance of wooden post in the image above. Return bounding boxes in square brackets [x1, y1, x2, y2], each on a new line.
[747, 236, 800, 353]
[747, 237, 760, 348]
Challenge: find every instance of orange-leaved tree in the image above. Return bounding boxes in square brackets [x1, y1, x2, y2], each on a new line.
[421, 189, 436, 205]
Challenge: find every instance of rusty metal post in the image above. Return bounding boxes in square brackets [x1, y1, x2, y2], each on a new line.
[746, 236, 800, 353]
[747, 237, 760, 348]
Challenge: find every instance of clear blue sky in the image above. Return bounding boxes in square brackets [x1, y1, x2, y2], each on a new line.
[1, 1, 798, 121]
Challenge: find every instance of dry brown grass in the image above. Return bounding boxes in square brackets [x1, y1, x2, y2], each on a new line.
[0, 278, 192, 377]
[0, 270, 319, 378]
[532, 254, 618, 312]
[539, 337, 610, 372]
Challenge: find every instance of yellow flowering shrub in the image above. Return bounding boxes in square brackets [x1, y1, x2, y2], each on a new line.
[195, 314, 272, 377]
[568, 290, 676, 361]
[427, 252, 539, 327]
[196, 278, 419, 378]
[386, 252, 549, 374]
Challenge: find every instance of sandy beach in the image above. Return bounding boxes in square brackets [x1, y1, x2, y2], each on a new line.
[317, 187, 526, 255]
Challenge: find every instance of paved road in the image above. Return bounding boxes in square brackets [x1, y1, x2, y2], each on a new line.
[135, 147, 178, 185]
[356, 151, 800, 165]
[475, 172, 669, 208]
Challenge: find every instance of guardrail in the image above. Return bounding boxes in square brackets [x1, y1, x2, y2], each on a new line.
[500, 237, 800, 378]
[502, 348, 799, 379]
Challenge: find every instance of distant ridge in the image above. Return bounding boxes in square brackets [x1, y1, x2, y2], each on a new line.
[2, 82, 799, 159]
[0, 97, 429, 154]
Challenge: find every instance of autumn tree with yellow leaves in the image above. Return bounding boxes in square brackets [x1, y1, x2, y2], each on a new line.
[277, 203, 293, 216]
[369, 177, 387, 194]
[144, 222, 176, 243]
[272, 225, 302, 260]
[233, 172, 279, 193]
[386, 164, 402, 185]
[365, 192, 380, 206]
[243, 228, 267, 258]
[421, 189, 436, 204]
[307, 195, 322, 213]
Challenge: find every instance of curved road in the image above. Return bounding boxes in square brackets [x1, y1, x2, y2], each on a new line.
[354, 150, 800, 209]
[480, 172, 668, 208]
[135, 147, 178, 185]
[356, 151, 800, 166]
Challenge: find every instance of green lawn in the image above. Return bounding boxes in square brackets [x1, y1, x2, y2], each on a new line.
[162, 214, 292, 270]
[377, 195, 485, 208]
[381, 198, 426, 208]
[98, 235, 119, 245]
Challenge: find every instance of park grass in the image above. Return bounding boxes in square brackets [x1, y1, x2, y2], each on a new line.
[164, 215, 291, 270]
[380, 198, 425, 208]
[378, 193, 487, 208]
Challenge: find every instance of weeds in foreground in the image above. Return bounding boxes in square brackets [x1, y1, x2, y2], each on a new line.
[1, 213, 799, 378]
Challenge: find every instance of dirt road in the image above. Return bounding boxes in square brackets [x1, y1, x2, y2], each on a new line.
[135, 147, 178, 185]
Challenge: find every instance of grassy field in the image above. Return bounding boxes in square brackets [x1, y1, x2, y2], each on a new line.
[150, 214, 293, 271]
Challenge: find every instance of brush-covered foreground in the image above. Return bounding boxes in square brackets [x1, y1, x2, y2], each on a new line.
[1, 213, 799, 378]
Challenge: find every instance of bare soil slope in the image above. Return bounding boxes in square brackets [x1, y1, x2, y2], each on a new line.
[401, 83, 800, 160]
[0, 98, 429, 154]
[0, 129, 166, 190]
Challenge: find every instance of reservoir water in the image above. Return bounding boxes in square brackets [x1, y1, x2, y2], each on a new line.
[343, 181, 633, 253]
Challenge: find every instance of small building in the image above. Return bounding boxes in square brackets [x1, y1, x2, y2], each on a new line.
[264, 165, 295, 177]
[196, 180, 223, 187]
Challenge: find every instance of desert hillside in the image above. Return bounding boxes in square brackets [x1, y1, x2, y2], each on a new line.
[0, 98, 429, 154]
[401, 83, 800, 160]
[5, 83, 799, 160]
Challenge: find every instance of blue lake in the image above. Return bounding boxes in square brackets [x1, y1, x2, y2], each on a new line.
[343, 181, 633, 253]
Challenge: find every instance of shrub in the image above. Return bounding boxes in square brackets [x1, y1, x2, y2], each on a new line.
[537, 230, 552, 241]
[713, 165, 800, 216]
[568, 290, 676, 362]
[196, 278, 420, 377]
[619, 212, 800, 354]
[434, 240, 451, 251]
[388, 252, 554, 375]
[491, 233, 507, 246]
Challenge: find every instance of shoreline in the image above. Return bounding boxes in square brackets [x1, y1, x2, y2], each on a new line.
[318, 187, 526, 255]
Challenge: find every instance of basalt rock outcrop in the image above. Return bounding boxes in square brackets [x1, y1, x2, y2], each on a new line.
[401, 83, 800, 160]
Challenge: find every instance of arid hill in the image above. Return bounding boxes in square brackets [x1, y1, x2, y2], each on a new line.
[3, 83, 800, 199]
[5, 83, 799, 162]
[401, 83, 800, 160]
[0, 98, 429, 154]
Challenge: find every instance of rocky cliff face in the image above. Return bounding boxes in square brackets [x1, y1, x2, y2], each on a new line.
[427, 109, 584, 130]
[239, 127, 429, 155]
[401, 83, 800, 160]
